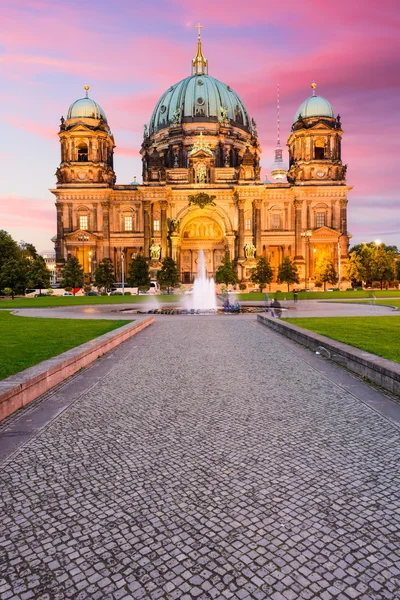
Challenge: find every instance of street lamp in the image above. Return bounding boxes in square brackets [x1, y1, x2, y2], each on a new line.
[300, 230, 312, 288]
[88, 251, 92, 282]
[78, 233, 89, 282]
[337, 236, 341, 290]
[121, 248, 125, 295]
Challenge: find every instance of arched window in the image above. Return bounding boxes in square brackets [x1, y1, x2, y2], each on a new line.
[314, 139, 325, 160]
[78, 143, 88, 162]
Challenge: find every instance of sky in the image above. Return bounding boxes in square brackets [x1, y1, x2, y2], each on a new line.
[0, 0, 399, 252]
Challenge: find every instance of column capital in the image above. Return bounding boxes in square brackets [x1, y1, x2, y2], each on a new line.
[252, 199, 262, 209]
[143, 200, 151, 209]
[159, 200, 168, 209]
[55, 202, 64, 211]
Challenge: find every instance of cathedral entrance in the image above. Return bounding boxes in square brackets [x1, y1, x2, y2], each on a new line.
[179, 215, 226, 283]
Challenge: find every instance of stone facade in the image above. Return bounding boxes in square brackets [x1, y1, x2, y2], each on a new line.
[51, 42, 351, 287]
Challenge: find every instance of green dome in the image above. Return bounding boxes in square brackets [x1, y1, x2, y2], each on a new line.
[149, 74, 251, 134]
[67, 88, 107, 122]
[294, 94, 334, 122]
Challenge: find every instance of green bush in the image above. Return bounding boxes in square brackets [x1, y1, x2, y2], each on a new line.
[239, 283, 247, 291]
[100, 291, 108, 296]
[124, 291, 132, 296]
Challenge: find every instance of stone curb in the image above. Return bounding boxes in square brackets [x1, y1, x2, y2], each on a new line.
[0, 317, 154, 422]
[257, 314, 400, 397]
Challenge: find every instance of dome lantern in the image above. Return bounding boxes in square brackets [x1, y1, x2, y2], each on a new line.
[67, 85, 108, 122]
[294, 82, 334, 123]
[192, 23, 208, 75]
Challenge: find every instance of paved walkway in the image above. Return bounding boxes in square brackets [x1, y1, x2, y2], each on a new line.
[1, 318, 400, 600]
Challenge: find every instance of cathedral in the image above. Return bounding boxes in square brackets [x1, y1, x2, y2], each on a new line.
[51, 30, 352, 287]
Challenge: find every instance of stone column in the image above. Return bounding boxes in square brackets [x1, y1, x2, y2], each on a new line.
[102, 202, 110, 258]
[237, 197, 245, 259]
[68, 203, 73, 232]
[253, 199, 262, 257]
[55, 203, 65, 266]
[92, 203, 98, 232]
[294, 199, 303, 259]
[284, 202, 289, 230]
[143, 200, 151, 258]
[160, 200, 168, 259]
[306, 201, 311, 229]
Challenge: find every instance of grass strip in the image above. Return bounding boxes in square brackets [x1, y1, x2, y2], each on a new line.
[285, 316, 400, 364]
[0, 311, 130, 380]
[0, 294, 181, 309]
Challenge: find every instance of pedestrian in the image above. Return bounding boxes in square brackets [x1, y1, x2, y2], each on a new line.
[293, 288, 298, 303]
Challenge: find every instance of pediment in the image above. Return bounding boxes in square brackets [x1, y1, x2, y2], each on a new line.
[67, 123, 94, 133]
[65, 229, 101, 242]
[189, 148, 213, 159]
[308, 122, 333, 131]
[312, 226, 340, 239]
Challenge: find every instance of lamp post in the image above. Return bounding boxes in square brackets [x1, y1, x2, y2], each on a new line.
[88, 251, 92, 283]
[300, 230, 312, 289]
[337, 237, 341, 290]
[78, 233, 89, 284]
[121, 248, 125, 295]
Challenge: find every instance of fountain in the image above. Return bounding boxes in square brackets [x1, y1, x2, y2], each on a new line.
[185, 249, 217, 312]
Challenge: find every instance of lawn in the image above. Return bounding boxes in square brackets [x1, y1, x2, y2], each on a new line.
[0, 294, 181, 309]
[285, 316, 400, 364]
[0, 311, 130, 380]
[237, 290, 400, 301]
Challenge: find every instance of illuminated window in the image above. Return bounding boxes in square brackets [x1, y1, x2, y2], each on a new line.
[153, 219, 160, 232]
[79, 215, 88, 230]
[124, 216, 133, 231]
[314, 139, 325, 160]
[316, 213, 325, 228]
[245, 218, 251, 230]
[272, 215, 281, 230]
[77, 143, 88, 162]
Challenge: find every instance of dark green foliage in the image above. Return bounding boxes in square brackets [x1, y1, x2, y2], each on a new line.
[157, 257, 180, 292]
[250, 257, 273, 292]
[215, 255, 238, 287]
[61, 256, 84, 293]
[27, 256, 50, 293]
[94, 258, 115, 291]
[0, 230, 19, 271]
[127, 254, 150, 291]
[277, 257, 300, 292]
[0, 258, 28, 299]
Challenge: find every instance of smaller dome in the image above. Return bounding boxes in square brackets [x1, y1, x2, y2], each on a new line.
[294, 94, 334, 122]
[67, 86, 107, 122]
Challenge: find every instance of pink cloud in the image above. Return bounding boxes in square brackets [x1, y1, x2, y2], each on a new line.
[0, 195, 55, 229]
[4, 116, 55, 140]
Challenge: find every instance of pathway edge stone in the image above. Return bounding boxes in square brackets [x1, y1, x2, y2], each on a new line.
[0, 317, 154, 422]
[258, 314, 400, 396]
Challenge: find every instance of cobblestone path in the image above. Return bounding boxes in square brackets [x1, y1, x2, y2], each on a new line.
[1, 318, 400, 600]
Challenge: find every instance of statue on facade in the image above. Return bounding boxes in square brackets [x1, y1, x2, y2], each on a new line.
[172, 107, 181, 124]
[143, 124, 148, 138]
[219, 105, 228, 123]
[197, 163, 207, 183]
[150, 242, 161, 261]
[251, 118, 258, 137]
[244, 243, 256, 259]
[59, 116, 66, 131]
[55, 167, 64, 183]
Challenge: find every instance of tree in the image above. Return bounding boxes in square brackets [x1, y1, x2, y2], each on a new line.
[250, 257, 273, 292]
[20, 241, 38, 261]
[127, 254, 150, 291]
[370, 247, 396, 289]
[94, 258, 115, 291]
[277, 257, 300, 292]
[215, 255, 238, 288]
[0, 258, 27, 299]
[0, 230, 19, 271]
[157, 257, 179, 293]
[344, 251, 364, 286]
[27, 256, 50, 294]
[61, 256, 84, 294]
[314, 256, 337, 290]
